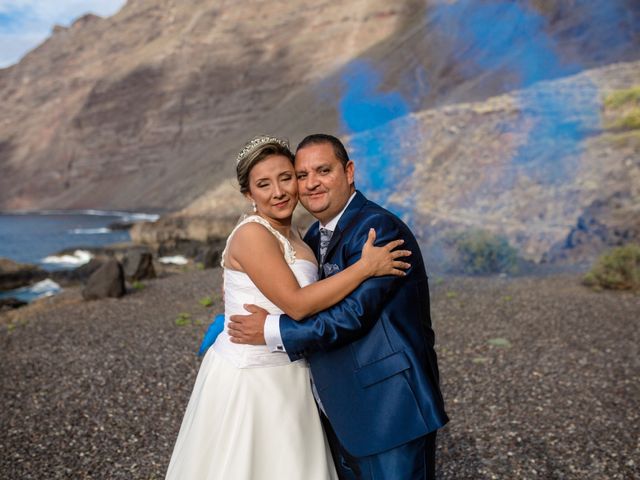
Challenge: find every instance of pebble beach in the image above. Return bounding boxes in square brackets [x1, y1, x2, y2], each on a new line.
[1, 269, 638, 479]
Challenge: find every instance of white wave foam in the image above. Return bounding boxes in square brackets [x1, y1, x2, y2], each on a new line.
[70, 227, 112, 234]
[31, 279, 61, 294]
[10, 209, 161, 222]
[120, 213, 160, 222]
[158, 255, 189, 265]
[2, 278, 63, 301]
[78, 210, 160, 222]
[42, 249, 93, 266]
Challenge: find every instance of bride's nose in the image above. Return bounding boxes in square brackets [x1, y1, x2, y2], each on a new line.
[273, 184, 285, 199]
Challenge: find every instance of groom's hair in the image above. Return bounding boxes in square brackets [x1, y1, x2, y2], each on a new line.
[296, 134, 350, 168]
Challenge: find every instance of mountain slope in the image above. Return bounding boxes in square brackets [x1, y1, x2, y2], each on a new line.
[1, 0, 638, 212]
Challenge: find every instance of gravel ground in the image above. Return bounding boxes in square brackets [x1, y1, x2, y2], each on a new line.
[1, 270, 638, 479]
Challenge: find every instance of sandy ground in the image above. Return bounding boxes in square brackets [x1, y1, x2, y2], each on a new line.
[1, 269, 638, 479]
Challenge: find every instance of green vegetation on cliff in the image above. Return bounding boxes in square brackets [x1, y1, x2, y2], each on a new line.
[603, 85, 640, 132]
[446, 230, 519, 274]
[583, 244, 640, 290]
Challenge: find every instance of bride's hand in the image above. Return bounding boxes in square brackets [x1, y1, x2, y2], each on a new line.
[360, 228, 412, 277]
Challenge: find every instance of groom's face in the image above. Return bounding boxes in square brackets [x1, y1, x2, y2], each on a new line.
[295, 142, 355, 224]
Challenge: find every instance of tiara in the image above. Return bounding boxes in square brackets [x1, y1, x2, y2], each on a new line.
[236, 135, 290, 164]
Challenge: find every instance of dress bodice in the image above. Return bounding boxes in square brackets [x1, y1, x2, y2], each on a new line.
[212, 215, 319, 368]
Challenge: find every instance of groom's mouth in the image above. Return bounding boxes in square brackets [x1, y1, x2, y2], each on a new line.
[306, 192, 327, 200]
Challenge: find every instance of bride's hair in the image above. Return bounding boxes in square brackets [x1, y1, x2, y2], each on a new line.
[236, 135, 293, 194]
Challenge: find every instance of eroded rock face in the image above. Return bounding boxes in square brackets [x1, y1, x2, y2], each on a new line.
[0, 0, 415, 211]
[356, 61, 640, 263]
[2, 1, 637, 213]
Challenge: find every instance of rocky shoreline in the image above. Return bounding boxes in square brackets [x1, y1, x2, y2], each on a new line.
[0, 229, 228, 311]
[1, 270, 638, 479]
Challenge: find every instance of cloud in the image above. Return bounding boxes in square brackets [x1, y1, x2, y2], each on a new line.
[0, 0, 126, 68]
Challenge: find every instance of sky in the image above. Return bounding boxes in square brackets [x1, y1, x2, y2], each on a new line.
[0, 0, 126, 68]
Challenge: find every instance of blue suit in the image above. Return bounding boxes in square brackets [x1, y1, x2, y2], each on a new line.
[280, 191, 448, 478]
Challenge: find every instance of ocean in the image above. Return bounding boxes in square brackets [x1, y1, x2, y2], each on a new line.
[0, 210, 159, 302]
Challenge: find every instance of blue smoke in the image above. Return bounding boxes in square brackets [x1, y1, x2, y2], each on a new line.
[431, 0, 575, 84]
[429, 0, 628, 185]
[337, 0, 631, 224]
[339, 60, 418, 218]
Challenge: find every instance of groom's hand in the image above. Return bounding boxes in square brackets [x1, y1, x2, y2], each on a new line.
[228, 304, 268, 345]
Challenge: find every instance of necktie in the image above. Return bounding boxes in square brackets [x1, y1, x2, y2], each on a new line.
[319, 227, 333, 267]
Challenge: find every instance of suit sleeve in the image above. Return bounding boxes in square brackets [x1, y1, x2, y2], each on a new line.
[280, 213, 410, 360]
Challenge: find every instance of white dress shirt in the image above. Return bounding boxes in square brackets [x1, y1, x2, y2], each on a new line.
[264, 192, 357, 353]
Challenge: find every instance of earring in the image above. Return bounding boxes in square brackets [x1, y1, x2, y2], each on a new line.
[252, 202, 257, 213]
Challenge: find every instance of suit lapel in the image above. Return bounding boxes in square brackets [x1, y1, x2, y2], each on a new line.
[322, 191, 368, 265]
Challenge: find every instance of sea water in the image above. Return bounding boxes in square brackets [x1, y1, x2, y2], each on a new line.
[0, 210, 159, 301]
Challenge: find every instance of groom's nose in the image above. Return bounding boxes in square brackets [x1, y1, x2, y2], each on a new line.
[304, 172, 321, 190]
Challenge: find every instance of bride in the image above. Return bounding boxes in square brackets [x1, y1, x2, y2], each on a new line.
[165, 136, 410, 479]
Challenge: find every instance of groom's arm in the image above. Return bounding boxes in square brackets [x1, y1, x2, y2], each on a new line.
[277, 213, 412, 360]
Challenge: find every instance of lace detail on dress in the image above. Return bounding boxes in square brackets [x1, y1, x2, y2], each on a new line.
[220, 215, 296, 268]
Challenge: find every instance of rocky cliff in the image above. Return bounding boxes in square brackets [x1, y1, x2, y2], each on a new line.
[1, 0, 638, 212]
[2, 0, 639, 264]
[0, 0, 421, 210]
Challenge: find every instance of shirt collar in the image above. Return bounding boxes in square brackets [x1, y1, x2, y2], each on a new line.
[320, 191, 357, 232]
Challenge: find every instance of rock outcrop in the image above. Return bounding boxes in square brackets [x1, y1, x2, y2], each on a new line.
[122, 250, 156, 282]
[0, 258, 47, 291]
[82, 259, 126, 300]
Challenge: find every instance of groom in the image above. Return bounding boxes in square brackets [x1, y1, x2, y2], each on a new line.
[229, 134, 448, 479]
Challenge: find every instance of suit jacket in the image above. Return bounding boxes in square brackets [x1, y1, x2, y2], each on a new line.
[280, 191, 448, 457]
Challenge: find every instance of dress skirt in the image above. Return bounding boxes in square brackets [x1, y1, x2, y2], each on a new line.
[165, 349, 338, 479]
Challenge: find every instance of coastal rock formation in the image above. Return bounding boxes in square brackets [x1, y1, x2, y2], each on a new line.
[0, 258, 47, 291]
[0, 297, 28, 311]
[122, 250, 156, 282]
[82, 259, 126, 300]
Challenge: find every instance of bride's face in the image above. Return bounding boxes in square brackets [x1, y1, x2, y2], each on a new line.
[246, 154, 298, 221]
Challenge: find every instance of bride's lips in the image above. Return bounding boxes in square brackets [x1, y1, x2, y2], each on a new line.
[273, 198, 290, 209]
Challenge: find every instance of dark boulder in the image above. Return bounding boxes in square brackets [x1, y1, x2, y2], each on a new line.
[195, 239, 226, 269]
[82, 259, 126, 300]
[107, 221, 134, 231]
[122, 250, 156, 281]
[157, 238, 202, 258]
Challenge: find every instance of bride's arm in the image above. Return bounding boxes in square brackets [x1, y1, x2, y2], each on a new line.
[226, 223, 410, 320]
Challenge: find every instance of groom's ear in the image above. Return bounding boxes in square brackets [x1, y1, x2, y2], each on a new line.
[345, 160, 355, 186]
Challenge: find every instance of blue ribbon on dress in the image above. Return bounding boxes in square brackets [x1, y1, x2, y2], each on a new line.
[198, 313, 225, 356]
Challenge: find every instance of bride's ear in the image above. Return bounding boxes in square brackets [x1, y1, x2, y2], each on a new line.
[244, 193, 257, 213]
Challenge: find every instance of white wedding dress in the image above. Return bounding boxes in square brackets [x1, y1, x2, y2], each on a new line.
[166, 215, 337, 480]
